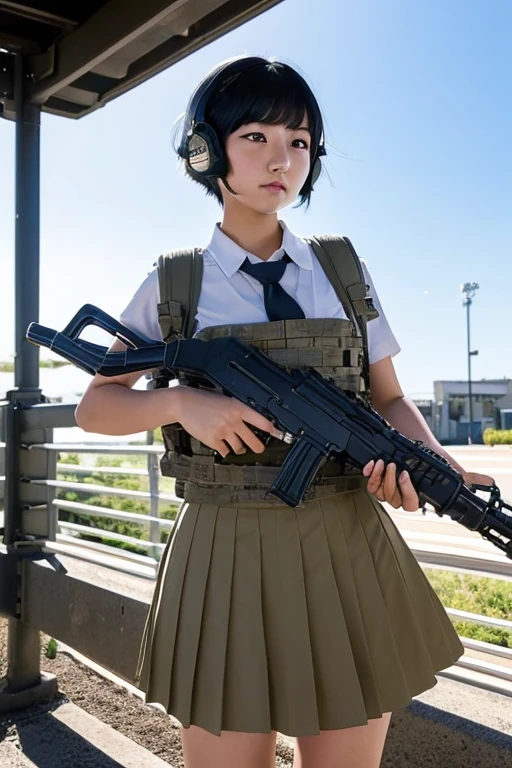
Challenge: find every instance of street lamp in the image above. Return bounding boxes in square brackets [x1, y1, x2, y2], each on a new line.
[461, 282, 479, 445]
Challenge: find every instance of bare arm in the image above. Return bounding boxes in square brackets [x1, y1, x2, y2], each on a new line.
[364, 356, 493, 509]
[75, 339, 176, 435]
[369, 356, 461, 467]
[75, 339, 282, 455]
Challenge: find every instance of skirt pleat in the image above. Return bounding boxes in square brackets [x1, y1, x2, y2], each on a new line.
[259, 507, 320, 735]
[188, 505, 237, 734]
[219, 507, 271, 732]
[293, 501, 369, 729]
[361, 495, 463, 670]
[168, 503, 219, 726]
[319, 496, 395, 718]
[342, 494, 439, 708]
[135, 489, 464, 737]
[136, 502, 200, 705]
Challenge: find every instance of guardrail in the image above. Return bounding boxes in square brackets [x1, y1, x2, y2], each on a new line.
[2, 402, 512, 701]
[37, 435, 512, 683]
[21, 430, 512, 581]
[27, 440, 178, 564]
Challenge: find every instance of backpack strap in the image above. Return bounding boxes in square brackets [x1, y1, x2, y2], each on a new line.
[306, 235, 379, 390]
[157, 248, 204, 341]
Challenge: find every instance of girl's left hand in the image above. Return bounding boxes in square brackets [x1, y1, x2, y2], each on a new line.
[363, 459, 419, 511]
[363, 460, 496, 513]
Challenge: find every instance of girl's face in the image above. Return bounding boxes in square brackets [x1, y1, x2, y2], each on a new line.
[221, 117, 312, 215]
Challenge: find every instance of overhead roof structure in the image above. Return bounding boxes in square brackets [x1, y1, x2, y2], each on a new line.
[0, 0, 283, 120]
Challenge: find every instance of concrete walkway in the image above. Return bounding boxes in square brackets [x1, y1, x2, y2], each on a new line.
[1, 675, 511, 767]
[0, 701, 170, 768]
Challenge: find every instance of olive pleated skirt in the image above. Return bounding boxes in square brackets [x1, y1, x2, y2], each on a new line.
[135, 488, 463, 737]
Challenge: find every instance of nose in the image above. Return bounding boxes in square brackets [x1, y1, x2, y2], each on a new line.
[268, 140, 291, 174]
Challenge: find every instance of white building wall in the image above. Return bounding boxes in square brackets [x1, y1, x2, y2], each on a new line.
[434, 379, 511, 443]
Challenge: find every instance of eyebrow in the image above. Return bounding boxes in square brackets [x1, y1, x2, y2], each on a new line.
[241, 122, 311, 135]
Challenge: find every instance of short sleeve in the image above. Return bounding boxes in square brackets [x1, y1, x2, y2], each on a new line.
[360, 260, 401, 364]
[119, 268, 163, 341]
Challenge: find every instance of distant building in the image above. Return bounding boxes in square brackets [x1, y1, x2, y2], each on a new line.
[426, 378, 512, 444]
[411, 399, 435, 432]
[495, 392, 512, 430]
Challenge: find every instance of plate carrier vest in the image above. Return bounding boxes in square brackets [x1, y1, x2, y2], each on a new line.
[153, 236, 379, 505]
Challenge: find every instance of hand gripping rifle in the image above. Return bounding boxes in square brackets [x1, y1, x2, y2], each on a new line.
[27, 304, 512, 559]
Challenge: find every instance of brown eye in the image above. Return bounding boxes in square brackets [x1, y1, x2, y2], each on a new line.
[243, 132, 266, 142]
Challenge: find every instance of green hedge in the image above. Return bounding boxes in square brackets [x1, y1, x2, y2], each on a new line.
[58, 452, 178, 554]
[483, 428, 512, 446]
[424, 569, 512, 648]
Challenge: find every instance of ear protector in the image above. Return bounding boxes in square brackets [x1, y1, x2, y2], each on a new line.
[178, 55, 325, 188]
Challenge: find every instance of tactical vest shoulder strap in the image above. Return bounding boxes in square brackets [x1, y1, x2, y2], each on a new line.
[306, 235, 379, 388]
[157, 248, 204, 341]
[156, 236, 379, 382]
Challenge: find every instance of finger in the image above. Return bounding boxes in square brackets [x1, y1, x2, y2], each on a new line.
[398, 470, 420, 512]
[240, 406, 284, 440]
[236, 423, 267, 454]
[383, 463, 402, 508]
[473, 473, 495, 487]
[366, 459, 385, 495]
[363, 460, 375, 477]
[213, 440, 231, 459]
[223, 433, 247, 455]
[372, 485, 387, 502]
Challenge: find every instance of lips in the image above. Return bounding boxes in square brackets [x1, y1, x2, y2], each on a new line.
[262, 182, 286, 191]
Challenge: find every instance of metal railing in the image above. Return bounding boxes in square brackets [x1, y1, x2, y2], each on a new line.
[14, 419, 512, 578]
[2, 401, 512, 696]
[34, 440, 179, 566]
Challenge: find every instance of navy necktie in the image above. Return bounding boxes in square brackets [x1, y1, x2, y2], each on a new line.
[239, 253, 306, 322]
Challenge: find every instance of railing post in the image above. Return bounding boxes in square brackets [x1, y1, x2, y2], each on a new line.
[146, 429, 161, 561]
[0, 52, 58, 712]
[0, 391, 59, 711]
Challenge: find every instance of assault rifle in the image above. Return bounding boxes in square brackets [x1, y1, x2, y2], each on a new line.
[27, 304, 512, 559]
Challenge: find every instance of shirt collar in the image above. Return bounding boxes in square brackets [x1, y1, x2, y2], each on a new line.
[205, 220, 313, 279]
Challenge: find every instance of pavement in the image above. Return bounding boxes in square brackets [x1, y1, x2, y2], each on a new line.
[448, 444, 512, 500]
[0, 674, 511, 767]
[0, 700, 170, 768]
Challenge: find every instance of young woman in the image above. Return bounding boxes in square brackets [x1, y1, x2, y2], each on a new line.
[76, 55, 492, 768]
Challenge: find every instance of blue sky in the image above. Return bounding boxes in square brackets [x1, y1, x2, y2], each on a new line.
[1, 0, 510, 398]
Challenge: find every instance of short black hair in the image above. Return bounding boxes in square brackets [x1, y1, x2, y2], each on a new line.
[174, 57, 325, 208]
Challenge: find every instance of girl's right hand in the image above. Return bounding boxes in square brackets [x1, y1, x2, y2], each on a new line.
[174, 386, 284, 458]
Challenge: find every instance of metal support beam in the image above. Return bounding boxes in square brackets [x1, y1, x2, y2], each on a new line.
[27, 0, 210, 99]
[0, 50, 14, 101]
[22, 401, 77, 431]
[14, 53, 40, 391]
[0, 52, 57, 710]
[21, 556, 151, 685]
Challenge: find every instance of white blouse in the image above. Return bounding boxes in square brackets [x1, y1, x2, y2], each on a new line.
[120, 220, 400, 365]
